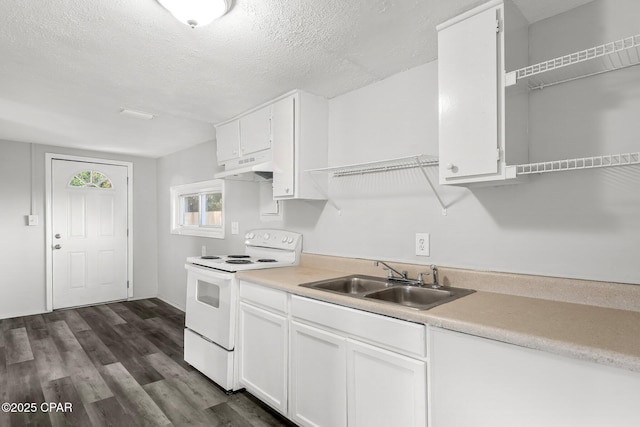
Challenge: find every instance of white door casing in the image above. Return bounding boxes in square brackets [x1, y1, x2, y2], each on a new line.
[46, 154, 133, 310]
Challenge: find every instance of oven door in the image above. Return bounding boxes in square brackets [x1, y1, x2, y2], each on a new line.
[185, 263, 237, 350]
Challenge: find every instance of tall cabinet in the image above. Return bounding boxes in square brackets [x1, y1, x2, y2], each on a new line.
[437, 0, 528, 185]
[271, 91, 328, 200]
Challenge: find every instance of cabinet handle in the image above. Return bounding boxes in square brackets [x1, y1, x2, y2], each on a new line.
[446, 163, 454, 170]
[285, 187, 290, 193]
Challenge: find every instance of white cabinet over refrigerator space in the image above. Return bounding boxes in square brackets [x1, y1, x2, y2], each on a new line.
[437, 0, 528, 186]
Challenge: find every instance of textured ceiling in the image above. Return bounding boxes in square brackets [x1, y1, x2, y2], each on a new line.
[0, 0, 593, 157]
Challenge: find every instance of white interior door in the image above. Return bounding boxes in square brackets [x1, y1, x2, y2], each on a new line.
[51, 159, 129, 309]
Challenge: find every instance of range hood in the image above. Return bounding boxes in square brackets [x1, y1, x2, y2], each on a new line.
[214, 150, 273, 179]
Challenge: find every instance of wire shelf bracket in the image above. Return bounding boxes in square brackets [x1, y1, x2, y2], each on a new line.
[506, 34, 640, 90]
[306, 154, 447, 215]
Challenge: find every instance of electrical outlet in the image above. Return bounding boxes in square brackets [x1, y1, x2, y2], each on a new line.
[201, 245, 207, 257]
[231, 222, 239, 235]
[416, 233, 429, 256]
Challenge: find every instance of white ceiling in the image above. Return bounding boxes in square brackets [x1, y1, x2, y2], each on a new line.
[0, 0, 593, 158]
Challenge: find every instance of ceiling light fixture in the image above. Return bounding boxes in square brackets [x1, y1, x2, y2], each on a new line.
[157, 0, 231, 29]
[120, 108, 155, 120]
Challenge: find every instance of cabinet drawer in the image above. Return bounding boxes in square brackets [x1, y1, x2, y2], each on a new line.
[291, 295, 426, 358]
[239, 281, 287, 313]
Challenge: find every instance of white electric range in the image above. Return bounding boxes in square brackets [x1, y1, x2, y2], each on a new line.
[184, 229, 302, 391]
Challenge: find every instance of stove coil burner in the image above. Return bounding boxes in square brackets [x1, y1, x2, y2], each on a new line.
[227, 255, 251, 259]
[257, 259, 277, 263]
[226, 259, 253, 265]
[200, 256, 220, 260]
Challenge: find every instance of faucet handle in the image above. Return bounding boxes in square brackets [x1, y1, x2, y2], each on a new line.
[417, 272, 430, 285]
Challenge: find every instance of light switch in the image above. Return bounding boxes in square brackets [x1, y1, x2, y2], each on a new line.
[231, 222, 239, 235]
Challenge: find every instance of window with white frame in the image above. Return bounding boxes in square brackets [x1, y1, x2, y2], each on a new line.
[170, 179, 225, 238]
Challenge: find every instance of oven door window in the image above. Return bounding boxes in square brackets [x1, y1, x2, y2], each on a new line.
[197, 280, 220, 308]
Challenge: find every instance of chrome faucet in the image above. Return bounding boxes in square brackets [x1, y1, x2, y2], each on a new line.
[431, 264, 441, 289]
[374, 261, 407, 281]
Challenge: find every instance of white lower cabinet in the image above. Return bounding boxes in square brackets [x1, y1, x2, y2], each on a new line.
[237, 301, 288, 415]
[238, 284, 427, 426]
[290, 321, 347, 427]
[291, 295, 427, 427]
[429, 326, 640, 427]
[347, 339, 427, 427]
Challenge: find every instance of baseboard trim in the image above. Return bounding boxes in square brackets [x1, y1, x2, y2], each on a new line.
[0, 307, 50, 321]
[155, 295, 185, 312]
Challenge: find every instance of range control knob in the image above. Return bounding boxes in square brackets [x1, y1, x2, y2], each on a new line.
[287, 237, 294, 244]
[263, 232, 270, 240]
[245, 232, 255, 240]
[282, 236, 288, 243]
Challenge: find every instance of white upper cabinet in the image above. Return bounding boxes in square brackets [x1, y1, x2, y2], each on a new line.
[215, 90, 328, 200]
[272, 95, 296, 198]
[215, 105, 271, 165]
[272, 90, 328, 200]
[215, 120, 240, 164]
[239, 105, 272, 156]
[437, 0, 528, 185]
[438, 5, 500, 181]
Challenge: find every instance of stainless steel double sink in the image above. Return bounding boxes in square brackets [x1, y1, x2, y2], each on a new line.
[299, 275, 474, 310]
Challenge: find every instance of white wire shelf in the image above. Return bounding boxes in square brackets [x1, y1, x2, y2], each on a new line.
[515, 152, 640, 175]
[307, 154, 439, 177]
[506, 34, 640, 90]
[306, 154, 447, 215]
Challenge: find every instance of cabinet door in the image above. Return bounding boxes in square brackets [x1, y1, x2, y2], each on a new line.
[215, 120, 240, 163]
[238, 302, 287, 415]
[438, 4, 501, 183]
[430, 327, 640, 427]
[240, 105, 272, 156]
[346, 339, 426, 427]
[272, 95, 295, 198]
[290, 321, 347, 427]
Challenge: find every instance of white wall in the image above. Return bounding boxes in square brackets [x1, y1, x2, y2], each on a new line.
[155, 140, 270, 309]
[0, 139, 159, 319]
[283, 0, 640, 285]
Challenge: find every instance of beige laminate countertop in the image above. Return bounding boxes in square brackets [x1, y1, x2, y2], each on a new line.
[237, 265, 640, 373]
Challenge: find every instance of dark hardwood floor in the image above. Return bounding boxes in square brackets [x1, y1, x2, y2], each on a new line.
[0, 298, 296, 426]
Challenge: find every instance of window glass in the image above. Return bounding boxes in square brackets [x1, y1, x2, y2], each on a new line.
[170, 180, 225, 239]
[69, 170, 112, 188]
[182, 195, 200, 226]
[203, 192, 223, 227]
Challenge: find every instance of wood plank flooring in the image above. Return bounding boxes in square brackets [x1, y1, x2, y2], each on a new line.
[0, 299, 297, 427]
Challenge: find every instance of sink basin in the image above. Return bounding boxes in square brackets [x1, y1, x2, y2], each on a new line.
[299, 275, 474, 310]
[299, 275, 390, 294]
[365, 286, 457, 310]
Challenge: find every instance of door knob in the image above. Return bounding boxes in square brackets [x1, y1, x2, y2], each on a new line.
[53, 244, 62, 250]
[55, 233, 61, 239]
